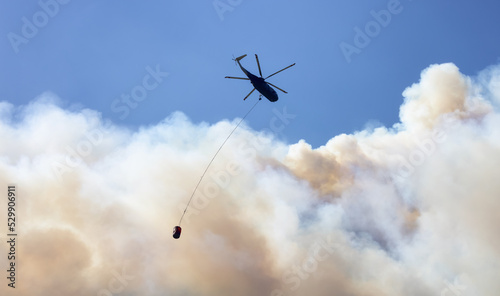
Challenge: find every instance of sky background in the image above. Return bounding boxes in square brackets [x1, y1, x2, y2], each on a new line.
[1, 1, 500, 296]
[2, 0, 499, 147]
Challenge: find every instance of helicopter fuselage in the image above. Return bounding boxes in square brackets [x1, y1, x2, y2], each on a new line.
[237, 62, 278, 102]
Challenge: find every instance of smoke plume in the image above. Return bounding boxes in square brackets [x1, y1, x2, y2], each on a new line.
[1, 63, 499, 295]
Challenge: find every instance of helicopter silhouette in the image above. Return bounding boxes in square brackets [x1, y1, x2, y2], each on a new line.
[225, 54, 295, 102]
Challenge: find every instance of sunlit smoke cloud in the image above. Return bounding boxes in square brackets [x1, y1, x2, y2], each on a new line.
[1, 63, 499, 295]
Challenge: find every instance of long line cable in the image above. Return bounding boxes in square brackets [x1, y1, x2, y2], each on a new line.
[178, 98, 261, 226]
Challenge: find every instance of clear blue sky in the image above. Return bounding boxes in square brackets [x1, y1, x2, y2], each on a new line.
[1, 0, 500, 147]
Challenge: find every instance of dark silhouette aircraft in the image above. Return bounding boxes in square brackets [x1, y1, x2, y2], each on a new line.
[225, 54, 295, 102]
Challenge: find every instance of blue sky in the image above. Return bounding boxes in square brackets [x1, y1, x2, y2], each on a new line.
[2, 0, 500, 147]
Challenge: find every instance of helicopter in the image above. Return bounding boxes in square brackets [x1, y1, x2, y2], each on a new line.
[172, 55, 295, 241]
[225, 54, 295, 102]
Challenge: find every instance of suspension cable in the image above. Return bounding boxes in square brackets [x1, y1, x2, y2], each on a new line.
[178, 99, 261, 225]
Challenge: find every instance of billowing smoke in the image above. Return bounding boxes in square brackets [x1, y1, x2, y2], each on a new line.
[1, 63, 499, 296]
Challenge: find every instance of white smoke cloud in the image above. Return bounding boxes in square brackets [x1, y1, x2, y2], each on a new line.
[1, 63, 499, 295]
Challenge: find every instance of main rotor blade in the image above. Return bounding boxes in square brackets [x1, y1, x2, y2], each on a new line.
[243, 88, 256, 100]
[265, 63, 296, 79]
[267, 82, 288, 94]
[225, 76, 250, 80]
[255, 54, 263, 78]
